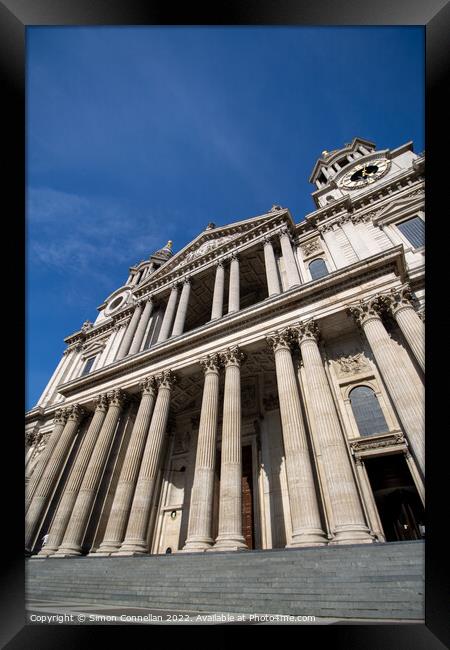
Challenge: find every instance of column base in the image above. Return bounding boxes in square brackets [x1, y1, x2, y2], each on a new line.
[287, 530, 328, 548]
[209, 535, 248, 552]
[112, 550, 148, 557]
[181, 537, 214, 552]
[112, 541, 148, 556]
[36, 546, 59, 557]
[329, 526, 375, 545]
[51, 545, 83, 557]
[90, 543, 121, 556]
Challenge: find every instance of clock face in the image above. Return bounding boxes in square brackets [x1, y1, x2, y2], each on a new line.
[339, 158, 390, 189]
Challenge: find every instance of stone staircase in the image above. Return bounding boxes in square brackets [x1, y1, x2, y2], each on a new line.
[26, 540, 424, 621]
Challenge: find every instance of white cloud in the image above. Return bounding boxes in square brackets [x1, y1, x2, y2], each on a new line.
[27, 187, 168, 278]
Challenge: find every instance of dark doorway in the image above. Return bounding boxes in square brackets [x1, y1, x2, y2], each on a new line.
[364, 454, 425, 542]
[214, 446, 255, 549]
[242, 445, 255, 549]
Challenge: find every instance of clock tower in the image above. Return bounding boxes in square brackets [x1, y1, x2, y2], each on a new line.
[308, 136, 420, 209]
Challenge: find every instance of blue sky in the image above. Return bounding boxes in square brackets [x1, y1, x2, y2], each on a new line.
[26, 26, 424, 410]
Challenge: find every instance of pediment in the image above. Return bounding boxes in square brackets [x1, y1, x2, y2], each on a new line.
[148, 210, 285, 281]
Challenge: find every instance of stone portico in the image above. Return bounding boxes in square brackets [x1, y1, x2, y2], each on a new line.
[26, 137, 425, 558]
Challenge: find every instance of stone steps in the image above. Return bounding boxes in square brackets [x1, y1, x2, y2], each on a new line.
[26, 540, 424, 620]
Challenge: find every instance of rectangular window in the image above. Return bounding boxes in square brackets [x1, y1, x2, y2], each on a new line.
[81, 356, 96, 376]
[396, 216, 424, 249]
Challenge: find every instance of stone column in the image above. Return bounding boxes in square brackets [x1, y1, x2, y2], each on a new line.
[25, 404, 85, 550]
[53, 389, 126, 556]
[266, 330, 327, 547]
[263, 236, 281, 297]
[212, 347, 247, 551]
[354, 457, 386, 542]
[279, 227, 301, 288]
[158, 284, 179, 342]
[228, 254, 240, 314]
[172, 278, 191, 337]
[26, 409, 68, 509]
[117, 370, 176, 555]
[211, 262, 225, 320]
[381, 286, 425, 372]
[294, 321, 373, 545]
[128, 298, 154, 355]
[349, 299, 425, 474]
[116, 303, 143, 360]
[183, 355, 221, 551]
[94, 377, 157, 555]
[37, 394, 109, 556]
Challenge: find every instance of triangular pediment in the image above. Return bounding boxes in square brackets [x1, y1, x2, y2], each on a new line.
[375, 189, 424, 220]
[147, 209, 287, 281]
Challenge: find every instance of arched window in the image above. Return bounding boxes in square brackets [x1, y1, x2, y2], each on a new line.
[349, 386, 389, 437]
[309, 258, 329, 280]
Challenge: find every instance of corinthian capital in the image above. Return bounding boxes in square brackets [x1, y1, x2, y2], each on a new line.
[266, 328, 293, 352]
[199, 353, 222, 374]
[293, 320, 320, 345]
[157, 370, 177, 390]
[220, 346, 246, 368]
[279, 226, 292, 240]
[348, 298, 382, 327]
[53, 408, 68, 426]
[107, 388, 126, 408]
[25, 429, 38, 447]
[380, 285, 415, 317]
[66, 403, 85, 422]
[94, 393, 109, 412]
[140, 375, 157, 395]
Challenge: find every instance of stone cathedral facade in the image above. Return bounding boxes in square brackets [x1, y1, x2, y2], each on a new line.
[25, 137, 425, 559]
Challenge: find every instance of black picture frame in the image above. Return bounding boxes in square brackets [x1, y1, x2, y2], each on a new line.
[2, 1, 448, 647]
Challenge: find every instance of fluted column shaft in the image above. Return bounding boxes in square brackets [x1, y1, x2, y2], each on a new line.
[382, 288, 425, 372]
[183, 356, 221, 551]
[54, 390, 126, 556]
[394, 307, 424, 371]
[25, 405, 85, 549]
[264, 237, 281, 297]
[158, 285, 179, 342]
[25, 409, 68, 510]
[279, 229, 301, 288]
[116, 303, 143, 360]
[117, 371, 176, 555]
[350, 301, 425, 474]
[37, 395, 109, 556]
[296, 322, 373, 545]
[94, 378, 157, 555]
[267, 331, 326, 546]
[228, 256, 240, 314]
[129, 298, 154, 355]
[213, 347, 247, 550]
[211, 263, 225, 320]
[172, 279, 191, 337]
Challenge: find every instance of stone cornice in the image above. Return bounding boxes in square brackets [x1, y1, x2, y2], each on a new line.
[64, 304, 136, 346]
[301, 163, 424, 225]
[51, 245, 407, 401]
[25, 406, 45, 425]
[296, 176, 424, 243]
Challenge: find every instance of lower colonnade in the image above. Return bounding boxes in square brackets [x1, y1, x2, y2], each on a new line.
[26, 300, 425, 557]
